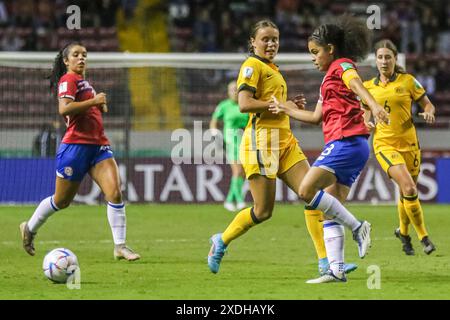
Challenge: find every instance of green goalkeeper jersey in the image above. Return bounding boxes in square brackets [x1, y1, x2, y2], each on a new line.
[212, 98, 249, 144]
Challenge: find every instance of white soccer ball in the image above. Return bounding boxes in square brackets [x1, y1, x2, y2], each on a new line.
[42, 248, 79, 283]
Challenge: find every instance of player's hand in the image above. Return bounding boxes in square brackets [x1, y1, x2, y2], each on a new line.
[210, 128, 220, 137]
[291, 94, 306, 110]
[372, 105, 389, 125]
[93, 92, 107, 106]
[365, 121, 375, 131]
[418, 112, 435, 124]
[268, 95, 283, 114]
[269, 95, 298, 115]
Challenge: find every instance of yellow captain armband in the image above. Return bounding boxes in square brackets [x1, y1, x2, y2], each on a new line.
[342, 68, 361, 89]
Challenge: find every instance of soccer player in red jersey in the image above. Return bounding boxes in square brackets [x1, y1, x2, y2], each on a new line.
[270, 16, 389, 283]
[20, 43, 140, 261]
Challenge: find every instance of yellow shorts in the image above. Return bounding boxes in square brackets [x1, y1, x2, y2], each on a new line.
[375, 149, 421, 178]
[239, 141, 307, 179]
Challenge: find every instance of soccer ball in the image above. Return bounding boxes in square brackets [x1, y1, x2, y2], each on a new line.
[42, 248, 79, 283]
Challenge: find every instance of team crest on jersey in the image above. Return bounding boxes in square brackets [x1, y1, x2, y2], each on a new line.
[395, 86, 405, 94]
[243, 67, 254, 79]
[64, 167, 73, 177]
[58, 82, 68, 94]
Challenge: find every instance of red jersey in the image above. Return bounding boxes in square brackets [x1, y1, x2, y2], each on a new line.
[58, 72, 109, 145]
[319, 58, 368, 144]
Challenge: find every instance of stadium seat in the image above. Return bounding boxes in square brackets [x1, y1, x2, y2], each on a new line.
[99, 27, 117, 37]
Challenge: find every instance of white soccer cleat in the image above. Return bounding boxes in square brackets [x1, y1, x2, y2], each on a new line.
[236, 202, 247, 211]
[306, 270, 347, 284]
[20, 221, 36, 256]
[223, 202, 236, 212]
[353, 221, 372, 258]
[114, 245, 141, 261]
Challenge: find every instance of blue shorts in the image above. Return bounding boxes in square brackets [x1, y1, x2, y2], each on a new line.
[56, 143, 114, 181]
[312, 135, 369, 187]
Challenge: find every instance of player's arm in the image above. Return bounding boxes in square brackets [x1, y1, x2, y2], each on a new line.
[362, 106, 375, 131]
[348, 77, 389, 125]
[209, 118, 221, 137]
[58, 92, 107, 116]
[210, 102, 224, 136]
[269, 96, 322, 125]
[238, 90, 271, 113]
[417, 95, 436, 124]
[209, 118, 219, 130]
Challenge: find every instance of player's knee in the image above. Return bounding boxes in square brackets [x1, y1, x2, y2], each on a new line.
[253, 205, 273, 221]
[402, 183, 417, 197]
[298, 185, 316, 203]
[106, 188, 122, 204]
[54, 199, 71, 209]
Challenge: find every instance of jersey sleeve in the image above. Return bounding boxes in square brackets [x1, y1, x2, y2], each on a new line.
[335, 60, 361, 89]
[212, 101, 225, 120]
[58, 74, 77, 100]
[337, 60, 361, 89]
[237, 58, 261, 95]
[407, 75, 426, 101]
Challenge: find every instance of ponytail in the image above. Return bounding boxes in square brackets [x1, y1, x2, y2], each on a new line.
[394, 64, 406, 74]
[49, 49, 67, 95]
[48, 42, 84, 95]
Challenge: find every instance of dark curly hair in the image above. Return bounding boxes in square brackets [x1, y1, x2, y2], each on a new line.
[49, 42, 85, 95]
[308, 14, 371, 62]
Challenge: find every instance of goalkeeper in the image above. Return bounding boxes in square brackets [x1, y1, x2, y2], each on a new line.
[210, 80, 249, 212]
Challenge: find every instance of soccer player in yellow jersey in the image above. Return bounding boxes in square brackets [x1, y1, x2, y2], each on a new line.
[363, 39, 436, 255]
[206, 19, 357, 275]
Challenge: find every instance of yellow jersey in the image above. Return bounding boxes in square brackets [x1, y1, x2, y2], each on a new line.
[363, 73, 426, 153]
[237, 54, 294, 151]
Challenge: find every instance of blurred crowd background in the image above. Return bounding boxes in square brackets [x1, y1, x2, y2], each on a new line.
[1, 0, 449, 54]
[1, 0, 449, 203]
[0, 0, 449, 127]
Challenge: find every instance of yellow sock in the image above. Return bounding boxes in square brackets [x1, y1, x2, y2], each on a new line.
[398, 198, 410, 236]
[304, 209, 327, 260]
[222, 207, 259, 245]
[403, 195, 428, 240]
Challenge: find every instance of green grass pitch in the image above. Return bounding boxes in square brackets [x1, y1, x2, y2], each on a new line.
[1, 204, 449, 300]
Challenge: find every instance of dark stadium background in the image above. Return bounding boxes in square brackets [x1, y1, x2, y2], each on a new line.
[1, 0, 449, 204]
